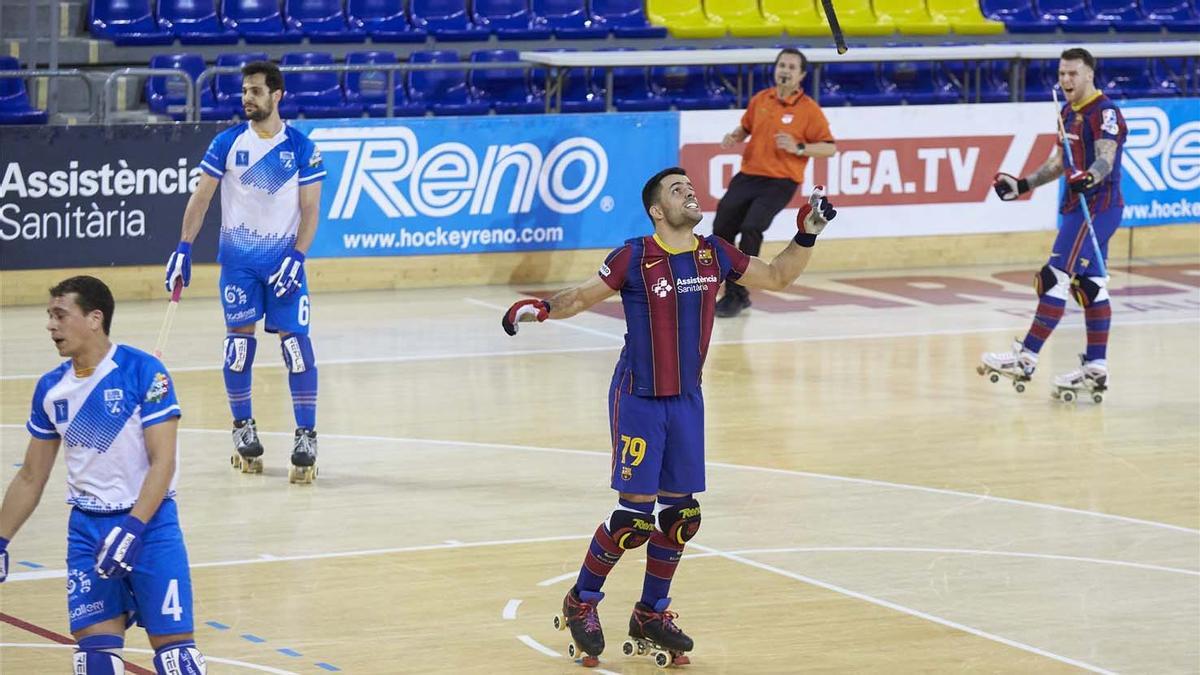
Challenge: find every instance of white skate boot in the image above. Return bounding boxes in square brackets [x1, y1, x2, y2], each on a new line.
[1052, 356, 1108, 403]
[977, 339, 1038, 393]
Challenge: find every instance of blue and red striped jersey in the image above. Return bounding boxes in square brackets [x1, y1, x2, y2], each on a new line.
[1060, 93, 1126, 215]
[600, 233, 750, 397]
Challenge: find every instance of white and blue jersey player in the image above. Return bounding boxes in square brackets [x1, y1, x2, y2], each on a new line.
[0, 276, 206, 675]
[165, 60, 325, 483]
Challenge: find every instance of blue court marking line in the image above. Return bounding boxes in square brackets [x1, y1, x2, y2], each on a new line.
[315, 663, 341, 672]
[277, 648, 301, 657]
[240, 634, 266, 643]
[205, 621, 230, 630]
[17, 561, 44, 569]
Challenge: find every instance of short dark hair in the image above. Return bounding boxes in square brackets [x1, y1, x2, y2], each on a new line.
[775, 47, 807, 72]
[50, 275, 115, 335]
[1060, 48, 1096, 71]
[242, 60, 284, 93]
[642, 167, 688, 215]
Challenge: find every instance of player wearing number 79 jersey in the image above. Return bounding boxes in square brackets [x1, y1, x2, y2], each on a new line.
[0, 276, 205, 674]
[165, 60, 325, 483]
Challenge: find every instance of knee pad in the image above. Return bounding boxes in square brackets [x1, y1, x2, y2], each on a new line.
[153, 639, 206, 675]
[223, 334, 256, 373]
[280, 334, 315, 374]
[1035, 264, 1070, 300]
[73, 634, 125, 674]
[1071, 275, 1108, 307]
[656, 498, 701, 545]
[606, 508, 656, 550]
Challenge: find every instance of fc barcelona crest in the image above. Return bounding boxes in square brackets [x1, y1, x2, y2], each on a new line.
[698, 248, 713, 266]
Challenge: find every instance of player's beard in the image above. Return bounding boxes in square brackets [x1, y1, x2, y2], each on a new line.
[245, 99, 274, 121]
[667, 206, 702, 230]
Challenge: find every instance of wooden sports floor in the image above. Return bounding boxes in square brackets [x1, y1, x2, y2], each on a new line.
[1, 258, 1197, 674]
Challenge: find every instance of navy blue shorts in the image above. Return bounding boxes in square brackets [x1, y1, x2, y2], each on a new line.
[66, 500, 194, 636]
[219, 265, 311, 334]
[608, 369, 705, 496]
[1052, 204, 1122, 275]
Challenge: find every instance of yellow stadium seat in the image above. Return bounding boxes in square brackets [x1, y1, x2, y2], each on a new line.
[873, 0, 952, 33]
[706, 0, 784, 36]
[647, 0, 727, 37]
[927, 0, 1006, 33]
[828, 0, 896, 35]
[762, 0, 830, 36]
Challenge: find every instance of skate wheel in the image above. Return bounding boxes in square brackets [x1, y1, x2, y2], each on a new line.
[553, 615, 564, 631]
[621, 640, 635, 657]
[288, 465, 316, 484]
[1062, 390, 1075, 403]
[653, 650, 670, 668]
[245, 457, 263, 474]
[988, 373, 1000, 384]
[1093, 394, 1103, 404]
[1014, 382, 1025, 393]
[567, 642, 577, 659]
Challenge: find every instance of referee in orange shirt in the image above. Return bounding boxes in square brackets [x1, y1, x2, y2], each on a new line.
[714, 48, 836, 317]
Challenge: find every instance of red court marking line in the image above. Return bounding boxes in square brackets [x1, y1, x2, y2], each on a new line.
[0, 612, 155, 675]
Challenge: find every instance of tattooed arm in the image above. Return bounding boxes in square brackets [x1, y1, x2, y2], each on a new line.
[1086, 139, 1118, 183]
[1026, 149, 1065, 189]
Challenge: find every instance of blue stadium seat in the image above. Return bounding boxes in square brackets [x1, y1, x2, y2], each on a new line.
[1038, 0, 1110, 31]
[410, 0, 490, 40]
[222, 0, 303, 42]
[651, 48, 732, 110]
[1156, 57, 1194, 91]
[978, 0, 1057, 32]
[591, 0, 668, 36]
[470, 49, 543, 114]
[540, 49, 606, 112]
[474, 0, 552, 38]
[0, 56, 49, 124]
[157, 0, 239, 42]
[1024, 59, 1058, 101]
[1102, 58, 1180, 97]
[281, 52, 362, 118]
[285, 0, 365, 41]
[879, 46, 959, 105]
[1090, 0, 1160, 30]
[1142, 0, 1200, 30]
[344, 51, 427, 116]
[598, 50, 670, 111]
[346, 0, 428, 41]
[533, 0, 609, 37]
[407, 50, 490, 115]
[146, 53, 216, 120]
[90, 0, 175, 44]
[822, 60, 901, 106]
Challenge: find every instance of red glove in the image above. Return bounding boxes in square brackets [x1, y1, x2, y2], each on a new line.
[502, 299, 550, 336]
[794, 185, 837, 247]
[1067, 169, 1095, 193]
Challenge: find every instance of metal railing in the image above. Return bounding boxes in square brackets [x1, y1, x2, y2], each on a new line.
[0, 69, 96, 121]
[102, 68, 195, 124]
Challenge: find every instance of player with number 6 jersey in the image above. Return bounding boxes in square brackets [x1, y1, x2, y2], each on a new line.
[0, 276, 206, 675]
[166, 60, 325, 483]
[502, 166, 837, 668]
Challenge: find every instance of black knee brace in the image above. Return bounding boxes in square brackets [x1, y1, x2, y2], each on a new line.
[608, 509, 656, 550]
[1035, 264, 1069, 299]
[657, 498, 702, 545]
[1071, 275, 1107, 307]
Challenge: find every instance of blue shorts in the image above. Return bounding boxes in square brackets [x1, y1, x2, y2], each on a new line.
[1052, 205, 1122, 276]
[608, 370, 705, 496]
[219, 265, 311, 334]
[67, 499, 195, 636]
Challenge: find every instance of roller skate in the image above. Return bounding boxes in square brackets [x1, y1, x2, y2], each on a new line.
[977, 339, 1038, 393]
[1052, 356, 1108, 404]
[230, 418, 263, 473]
[288, 428, 318, 484]
[622, 598, 693, 668]
[553, 588, 605, 667]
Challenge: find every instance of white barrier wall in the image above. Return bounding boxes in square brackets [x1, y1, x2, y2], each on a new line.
[680, 103, 1064, 241]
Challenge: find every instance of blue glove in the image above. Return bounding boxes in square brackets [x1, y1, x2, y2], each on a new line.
[0, 536, 9, 583]
[165, 242, 192, 293]
[268, 249, 306, 299]
[95, 516, 146, 580]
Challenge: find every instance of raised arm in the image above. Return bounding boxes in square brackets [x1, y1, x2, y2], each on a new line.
[734, 192, 837, 292]
[502, 274, 618, 336]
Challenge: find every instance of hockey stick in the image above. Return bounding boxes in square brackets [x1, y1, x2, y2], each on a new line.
[820, 0, 849, 55]
[154, 280, 183, 359]
[1051, 85, 1107, 278]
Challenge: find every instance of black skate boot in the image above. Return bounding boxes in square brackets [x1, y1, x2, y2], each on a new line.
[553, 587, 605, 667]
[623, 598, 693, 667]
[231, 418, 264, 473]
[289, 428, 318, 484]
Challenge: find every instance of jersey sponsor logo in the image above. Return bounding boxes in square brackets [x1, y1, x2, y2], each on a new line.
[54, 399, 69, 423]
[308, 147, 323, 168]
[308, 127, 609, 219]
[67, 568, 92, 596]
[651, 278, 673, 298]
[235, 150, 250, 166]
[103, 388, 124, 415]
[644, 259, 664, 269]
[223, 284, 248, 306]
[280, 151, 295, 171]
[69, 600, 105, 621]
[146, 372, 170, 403]
[599, 263, 611, 277]
[676, 274, 718, 294]
[1101, 108, 1119, 136]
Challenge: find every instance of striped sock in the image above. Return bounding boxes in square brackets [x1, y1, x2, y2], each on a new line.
[223, 334, 256, 422]
[640, 495, 690, 606]
[1084, 300, 1112, 362]
[1022, 296, 1067, 354]
[576, 499, 652, 594]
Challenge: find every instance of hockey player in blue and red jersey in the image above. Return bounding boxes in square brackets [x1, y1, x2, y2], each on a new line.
[982, 47, 1127, 401]
[502, 166, 837, 667]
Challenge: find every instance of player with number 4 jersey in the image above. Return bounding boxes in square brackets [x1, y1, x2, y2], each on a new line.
[167, 60, 325, 483]
[503, 166, 837, 668]
[0, 276, 205, 675]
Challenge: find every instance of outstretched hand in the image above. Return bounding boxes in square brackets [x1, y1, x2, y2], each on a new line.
[502, 299, 550, 336]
